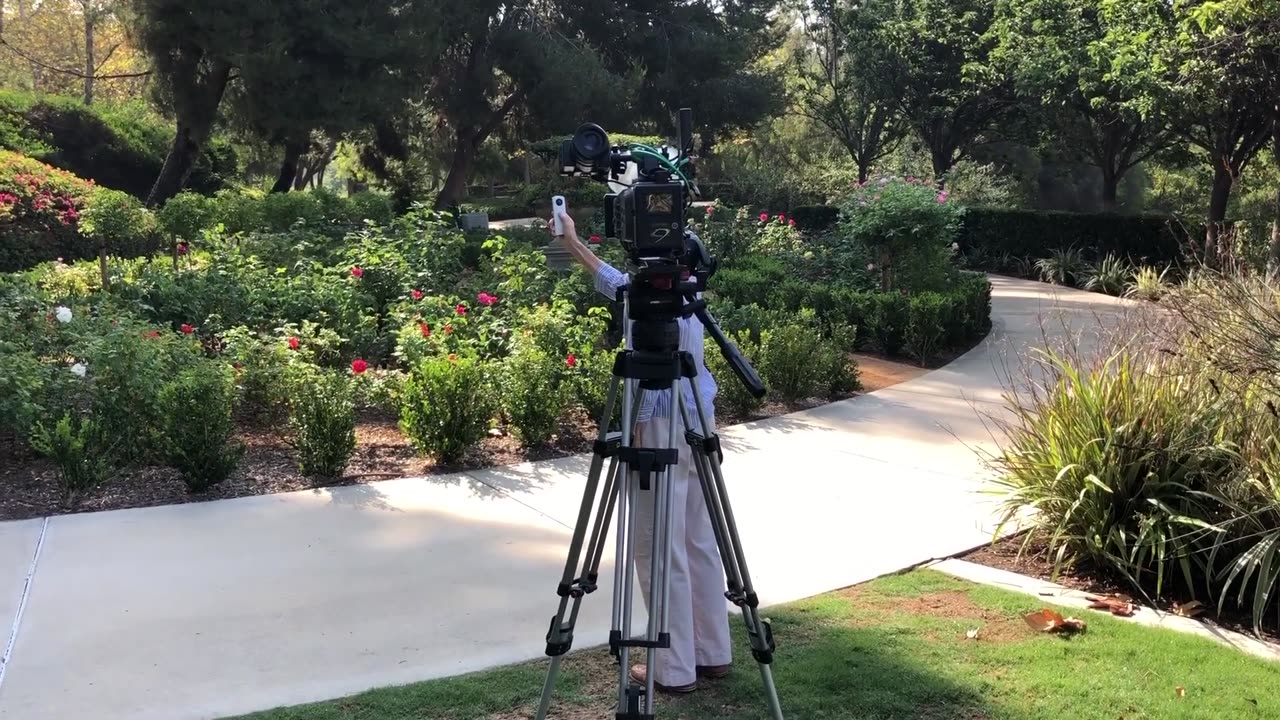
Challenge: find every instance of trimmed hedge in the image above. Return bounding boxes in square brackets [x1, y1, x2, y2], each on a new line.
[710, 253, 991, 360]
[955, 207, 1196, 265]
[790, 205, 840, 233]
[0, 91, 237, 199]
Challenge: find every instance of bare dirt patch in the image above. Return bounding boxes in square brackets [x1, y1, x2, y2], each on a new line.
[852, 352, 929, 392]
[837, 587, 1031, 644]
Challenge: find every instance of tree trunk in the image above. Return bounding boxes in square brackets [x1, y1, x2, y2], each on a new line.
[932, 149, 953, 190]
[83, 10, 94, 105]
[145, 59, 232, 207]
[1206, 163, 1234, 263]
[271, 141, 305, 193]
[1269, 123, 1280, 279]
[435, 134, 476, 211]
[857, 159, 870, 184]
[1100, 166, 1119, 212]
[148, 122, 205, 207]
[522, 153, 531, 184]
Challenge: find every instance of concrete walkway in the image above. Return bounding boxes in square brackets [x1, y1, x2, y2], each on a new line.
[0, 277, 1130, 720]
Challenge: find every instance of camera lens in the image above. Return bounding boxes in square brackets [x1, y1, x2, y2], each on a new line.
[572, 124, 609, 168]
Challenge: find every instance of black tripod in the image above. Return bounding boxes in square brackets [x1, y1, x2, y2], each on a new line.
[534, 282, 783, 720]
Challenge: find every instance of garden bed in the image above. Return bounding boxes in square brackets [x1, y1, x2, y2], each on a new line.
[0, 346, 942, 522]
[962, 532, 1280, 645]
[0, 391, 873, 522]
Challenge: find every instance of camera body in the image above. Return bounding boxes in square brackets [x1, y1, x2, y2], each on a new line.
[558, 109, 696, 261]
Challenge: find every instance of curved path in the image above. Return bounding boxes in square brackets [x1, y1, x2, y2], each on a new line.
[0, 277, 1130, 720]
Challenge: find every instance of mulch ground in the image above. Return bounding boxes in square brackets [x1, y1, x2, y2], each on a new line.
[961, 532, 1280, 644]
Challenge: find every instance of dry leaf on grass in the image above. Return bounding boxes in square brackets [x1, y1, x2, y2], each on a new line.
[1175, 686, 1186, 698]
[1023, 608, 1087, 634]
[1086, 594, 1136, 617]
[1172, 600, 1205, 618]
[965, 628, 980, 640]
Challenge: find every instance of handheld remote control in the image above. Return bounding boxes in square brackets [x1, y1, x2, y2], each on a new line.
[551, 195, 567, 236]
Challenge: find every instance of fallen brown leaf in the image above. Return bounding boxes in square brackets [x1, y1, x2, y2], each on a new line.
[1172, 601, 1205, 618]
[1175, 686, 1186, 698]
[1023, 609, 1087, 634]
[1086, 594, 1137, 617]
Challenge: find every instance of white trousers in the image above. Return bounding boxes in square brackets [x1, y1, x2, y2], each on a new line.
[631, 412, 733, 687]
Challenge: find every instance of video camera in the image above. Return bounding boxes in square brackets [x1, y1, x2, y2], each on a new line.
[558, 109, 698, 260]
[557, 109, 765, 399]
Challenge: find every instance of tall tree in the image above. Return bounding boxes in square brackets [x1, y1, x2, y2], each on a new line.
[878, 0, 1016, 187]
[792, 1, 906, 183]
[426, 0, 784, 210]
[991, 0, 1176, 210]
[1162, 1, 1277, 258]
[129, 0, 448, 205]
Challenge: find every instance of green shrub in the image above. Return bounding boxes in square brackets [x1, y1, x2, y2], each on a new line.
[759, 320, 821, 402]
[83, 320, 203, 464]
[705, 334, 764, 417]
[0, 90, 235, 198]
[287, 370, 357, 478]
[1084, 254, 1132, 296]
[905, 293, 949, 366]
[0, 348, 50, 439]
[399, 356, 496, 462]
[814, 324, 861, 397]
[711, 255, 788, 306]
[501, 345, 570, 446]
[1126, 266, 1171, 301]
[835, 176, 961, 293]
[78, 187, 158, 259]
[0, 149, 93, 271]
[569, 349, 616, 423]
[949, 271, 993, 346]
[869, 293, 909, 356]
[157, 365, 244, 491]
[990, 346, 1237, 609]
[1035, 246, 1088, 287]
[156, 191, 215, 244]
[30, 412, 119, 505]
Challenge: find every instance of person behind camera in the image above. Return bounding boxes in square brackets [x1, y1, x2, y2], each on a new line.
[549, 213, 731, 693]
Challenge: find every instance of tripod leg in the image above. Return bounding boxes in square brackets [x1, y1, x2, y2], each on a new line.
[682, 380, 785, 720]
[535, 377, 624, 720]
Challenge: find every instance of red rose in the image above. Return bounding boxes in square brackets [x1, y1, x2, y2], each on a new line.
[778, 214, 787, 224]
[788, 219, 796, 227]
[455, 303, 467, 315]
[566, 353, 577, 368]
[411, 289, 424, 301]
[444, 324, 453, 335]
[350, 266, 364, 278]
[588, 234, 602, 244]
[177, 242, 189, 256]
[419, 322, 431, 338]
[705, 206, 714, 216]
[759, 212, 769, 222]
[477, 292, 498, 306]
[288, 336, 300, 350]
[180, 324, 194, 334]
[351, 358, 368, 374]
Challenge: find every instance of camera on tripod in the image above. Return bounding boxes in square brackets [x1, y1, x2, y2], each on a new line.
[554, 108, 766, 400]
[558, 110, 698, 259]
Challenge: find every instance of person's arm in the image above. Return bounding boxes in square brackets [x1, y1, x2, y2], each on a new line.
[548, 214, 626, 298]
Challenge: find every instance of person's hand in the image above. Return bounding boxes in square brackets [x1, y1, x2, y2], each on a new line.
[547, 212, 577, 241]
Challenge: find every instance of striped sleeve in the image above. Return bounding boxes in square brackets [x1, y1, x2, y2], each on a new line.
[594, 263, 628, 300]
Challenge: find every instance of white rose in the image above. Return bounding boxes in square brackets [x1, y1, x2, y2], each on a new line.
[70, 362, 87, 377]
[55, 306, 72, 323]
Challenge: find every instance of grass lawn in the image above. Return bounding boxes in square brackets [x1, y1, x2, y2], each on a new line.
[227, 570, 1280, 720]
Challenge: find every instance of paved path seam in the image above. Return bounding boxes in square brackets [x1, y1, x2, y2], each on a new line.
[0, 517, 47, 693]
